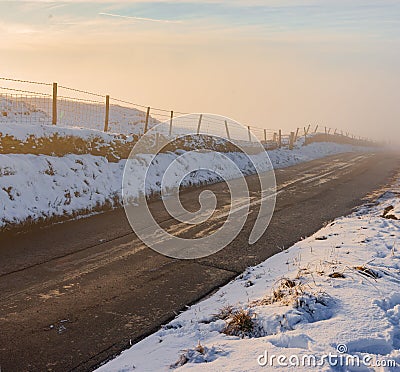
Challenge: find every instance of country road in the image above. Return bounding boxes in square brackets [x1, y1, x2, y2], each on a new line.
[0, 151, 399, 372]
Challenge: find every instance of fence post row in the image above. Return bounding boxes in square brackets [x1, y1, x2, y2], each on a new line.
[169, 111, 174, 137]
[104, 95, 110, 132]
[224, 120, 231, 140]
[52, 82, 57, 125]
[144, 106, 151, 134]
[197, 114, 203, 135]
[14, 79, 369, 146]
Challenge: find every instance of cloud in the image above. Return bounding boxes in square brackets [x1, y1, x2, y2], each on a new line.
[99, 12, 182, 24]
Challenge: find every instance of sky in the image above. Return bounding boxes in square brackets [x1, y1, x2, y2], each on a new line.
[0, 1, 399, 142]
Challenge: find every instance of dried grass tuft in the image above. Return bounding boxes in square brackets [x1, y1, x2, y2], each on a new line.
[353, 265, 381, 279]
[213, 305, 234, 321]
[254, 278, 305, 306]
[222, 308, 255, 337]
[329, 272, 346, 279]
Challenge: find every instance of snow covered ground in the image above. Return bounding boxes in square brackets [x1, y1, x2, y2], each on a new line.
[97, 179, 400, 372]
[0, 95, 159, 135]
[0, 141, 374, 229]
[0, 120, 136, 143]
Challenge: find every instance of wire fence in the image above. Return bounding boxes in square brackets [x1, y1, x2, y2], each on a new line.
[0, 77, 377, 147]
[0, 77, 281, 143]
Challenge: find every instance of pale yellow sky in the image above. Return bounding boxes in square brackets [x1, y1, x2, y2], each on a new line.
[1, 1, 399, 143]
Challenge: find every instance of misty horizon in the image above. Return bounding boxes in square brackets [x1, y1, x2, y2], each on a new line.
[0, 0, 399, 143]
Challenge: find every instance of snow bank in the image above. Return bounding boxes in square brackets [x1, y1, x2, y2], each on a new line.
[0, 154, 123, 227]
[0, 142, 373, 229]
[0, 121, 134, 142]
[97, 180, 400, 372]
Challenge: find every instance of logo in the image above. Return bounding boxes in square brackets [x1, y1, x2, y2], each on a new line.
[122, 113, 276, 259]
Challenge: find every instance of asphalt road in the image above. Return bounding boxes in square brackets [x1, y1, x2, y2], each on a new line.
[0, 152, 398, 371]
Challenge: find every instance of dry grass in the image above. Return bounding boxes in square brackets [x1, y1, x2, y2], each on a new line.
[170, 341, 224, 369]
[251, 276, 330, 314]
[222, 308, 255, 337]
[213, 305, 234, 321]
[381, 205, 398, 220]
[329, 272, 346, 278]
[353, 265, 381, 279]
[254, 278, 305, 307]
[170, 353, 188, 369]
[195, 341, 205, 355]
[170, 342, 205, 369]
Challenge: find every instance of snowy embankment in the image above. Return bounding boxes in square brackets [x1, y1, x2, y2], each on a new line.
[0, 137, 372, 230]
[97, 181, 400, 372]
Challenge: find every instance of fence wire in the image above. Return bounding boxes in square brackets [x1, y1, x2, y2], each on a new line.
[0, 93, 52, 125]
[0, 80, 280, 142]
[0, 77, 374, 146]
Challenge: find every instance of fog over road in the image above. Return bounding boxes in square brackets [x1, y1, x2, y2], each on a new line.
[0, 152, 398, 371]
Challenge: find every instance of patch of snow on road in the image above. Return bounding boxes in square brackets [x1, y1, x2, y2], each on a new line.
[97, 181, 400, 372]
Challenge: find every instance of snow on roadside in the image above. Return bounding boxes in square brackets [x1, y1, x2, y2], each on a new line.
[0, 121, 136, 142]
[97, 180, 400, 372]
[0, 154, 123, 226]
[0, 142, 374, 229]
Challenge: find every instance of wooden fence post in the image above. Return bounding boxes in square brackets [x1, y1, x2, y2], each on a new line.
[224, 120, 231, 140]
[169, 110, 173, 136]
[197, 114, 203, 135]
[278, 129, 282, 148]
[104, 95, 110, 132]
[52, 82, 57, 125]
[263, 128, 267, 143]
[273, 132, 277, 143]
[294, 128, 299, 142]
[248, 126, 252, 142]
[289, 132, 295, 150]
[314, 125, 318, 133]
[144, 106, 150, 134]
[306, 124, 311, 135]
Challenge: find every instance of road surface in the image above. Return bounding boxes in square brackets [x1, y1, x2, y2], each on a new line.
[0, 151, 398, 371]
